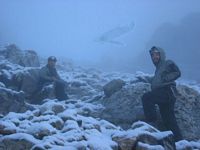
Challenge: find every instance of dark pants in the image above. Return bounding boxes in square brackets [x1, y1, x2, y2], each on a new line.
[54, 80, 68, 101]
[142, 87, 182, 141]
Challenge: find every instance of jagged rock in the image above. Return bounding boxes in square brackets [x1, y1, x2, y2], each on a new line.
[113, 121, 175, 150]
[0, 121, 17, 135]
[62, 120, 79, 132]
[136, 142, 165, 150]
[113, 136, 137, 150]
[0, 87, 28, 115]
[29, 84, 55, 104]
[103, 79, 125, 97]
[58, 109, 77, 122]
[0, 133, 39, 150]
[20, 68, 40, 98]
[0, 60, 20, 88]
[0, 71, 12, 88]
[27, 122, 56, 139]
[99, 81, 200, 140]
[136, 132, 175, 150]
[0, 44, 40, 67]
[31, 145, 47, 150]
[67, 83, 93, 99]
[175, 140, 200, 150]
[49, 118, 64, 130]
[39, 101, 65, 115]
[175, 84, 200, 140]
[100, 82, 150, 129]
[0, 82, 5, 88]
[22, 50, 40, 67]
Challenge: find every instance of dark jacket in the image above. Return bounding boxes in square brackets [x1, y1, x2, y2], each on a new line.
[39, 65, 60, 84]
[150, 47, 181, 90]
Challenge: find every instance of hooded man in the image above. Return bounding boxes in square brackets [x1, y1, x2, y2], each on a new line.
[39, 56, 68, 101]
[142, 46, 182, 141]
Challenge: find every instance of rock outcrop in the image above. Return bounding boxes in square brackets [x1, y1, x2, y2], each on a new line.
[99, 79, 200, 140]
[103, 79, 125, 97]
[0, 86, 28, 115]
[0, 44, 40, 67]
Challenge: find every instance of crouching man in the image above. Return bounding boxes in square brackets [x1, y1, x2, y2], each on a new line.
[142, 46, 182, 141]
[39, 56, 68, 101]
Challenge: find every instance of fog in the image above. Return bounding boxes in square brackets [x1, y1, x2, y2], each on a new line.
[1, 0, 200, 81]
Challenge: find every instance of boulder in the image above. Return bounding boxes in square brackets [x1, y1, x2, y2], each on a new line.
[100, 82, 150, 129]
[0, 133, 39, 150]
[0, 87, 28, 115]
[10, 68, 56, 104]
[175, 84, 200, 140]
[103, 79, 125, 97]
[0, 44, 22, 65]
[20, 68, 39, 95]
[112, 121, 176, 150]
[99, 81, 200, 140]
[0, 121, 17, 135]
[22, 50, 40, 67]
[0, 44, 40, 67]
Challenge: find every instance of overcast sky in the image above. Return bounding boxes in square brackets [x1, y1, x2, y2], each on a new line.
[1, 0, 200, 75]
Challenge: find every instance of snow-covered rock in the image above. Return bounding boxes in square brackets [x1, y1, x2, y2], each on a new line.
[0, 100, 189, 150]
[0, 44, 200, 149]
[99, 82, 150, 129]
[0, 87, 28, 115]
[0, 44, 40, 67]
[103, 79, 126, 97]
[98, 78, 200, 140]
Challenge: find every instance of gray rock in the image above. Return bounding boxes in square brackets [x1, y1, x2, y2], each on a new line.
[0, 133, 39, 150]
[113, 136, 137, 150]
[0, 121, 16, 135]
[0, 87, 28, 115]
[100, 82, 150, 129]
[99, 81, 200, 140]
[39, 101, 65, 115]
[103, 79, 126, 97]
[20, 68, 40, 98]
[136, 142, 165, 150]
[27, 122, 56, 139]
[22, 50, 40, 67]
[113, 121, 176, 150]
[175, 85, 200, 140]
[0, 44, 40, 67]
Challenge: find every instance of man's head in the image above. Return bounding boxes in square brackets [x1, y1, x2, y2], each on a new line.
[149, 46, 161, 66]
[47, 56, 57, 68]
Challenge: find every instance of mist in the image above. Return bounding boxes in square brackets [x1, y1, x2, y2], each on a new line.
[1, 0, 200, 81]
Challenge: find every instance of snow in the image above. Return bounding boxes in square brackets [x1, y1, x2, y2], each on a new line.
[178, 79, 200, 93]
[84, 129, 117, 150]
[57, 109, 77, 121]
[26, 122, 57, 136]
[1, 55, 200, 149]
[0, 120, 16, 130]
[62, 120, 79, 132]
[0, 133, 40, 144]
[137, 142, 164, 150]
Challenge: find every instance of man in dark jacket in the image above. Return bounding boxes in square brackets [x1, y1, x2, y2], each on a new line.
[142, 46, 182, 141]
[39, 56, 68, 101]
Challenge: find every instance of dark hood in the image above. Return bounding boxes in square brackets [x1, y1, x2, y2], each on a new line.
[149, 46, 166, 67]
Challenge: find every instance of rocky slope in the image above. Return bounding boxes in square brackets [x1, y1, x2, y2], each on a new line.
[0, 44, 200, 150]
